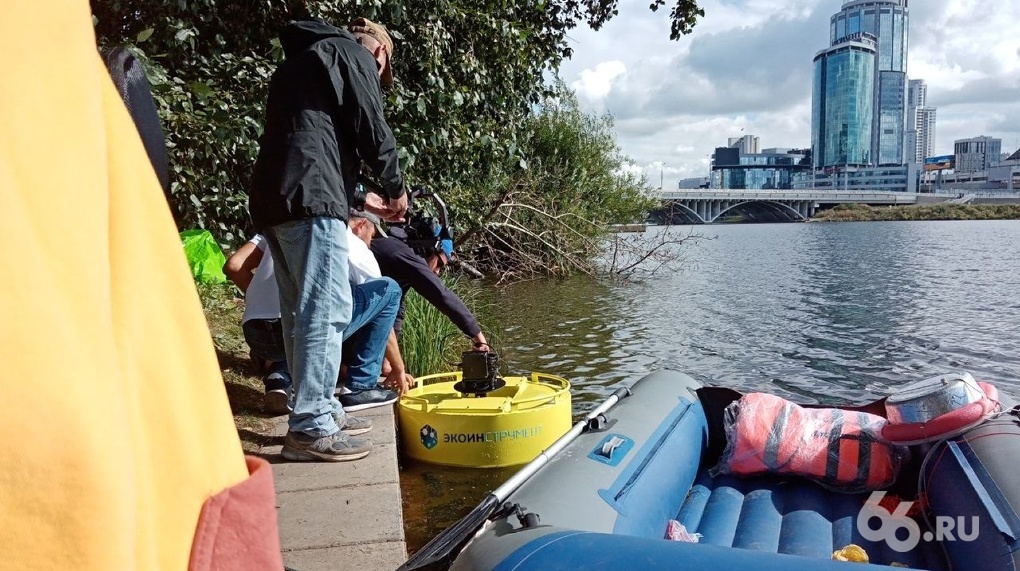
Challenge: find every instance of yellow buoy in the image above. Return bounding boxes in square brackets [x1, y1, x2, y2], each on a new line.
[398, 371, 572, 468]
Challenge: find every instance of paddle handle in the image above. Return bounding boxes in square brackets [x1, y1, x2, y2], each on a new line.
[492, 386, 631, 502]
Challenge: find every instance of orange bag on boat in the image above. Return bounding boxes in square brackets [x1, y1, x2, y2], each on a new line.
[713, 393, 906, 492]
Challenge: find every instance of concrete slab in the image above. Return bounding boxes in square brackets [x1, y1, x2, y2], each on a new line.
[269, 404, 407, 571]
[270, 443, 399, 491]
[276, 483, 404, 550]
[283, 541, 406, 571]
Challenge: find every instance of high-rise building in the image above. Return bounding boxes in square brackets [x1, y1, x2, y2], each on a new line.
[915, 107, 936, 162]
[907, 79, 926, 109]
[830, 0, 909, 166]
[906, 79, 936, 163]
[907, 79, 923, 161]
[727, 134, 760, 154]
[711, 143, 809, 190]
[954, 136, 1002, 173]
[812, 34, 876, 168]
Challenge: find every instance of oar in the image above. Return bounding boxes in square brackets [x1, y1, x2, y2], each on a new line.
[397, 386, 633, 571]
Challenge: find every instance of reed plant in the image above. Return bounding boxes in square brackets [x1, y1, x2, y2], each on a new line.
[399, 277, 492, 377]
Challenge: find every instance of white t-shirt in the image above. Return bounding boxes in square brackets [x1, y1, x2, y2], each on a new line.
[241, 235, 281, 323]
[242, 230, 381, 323]
[347, 226, 381, 284]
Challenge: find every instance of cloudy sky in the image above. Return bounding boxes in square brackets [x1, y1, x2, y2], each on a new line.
[557, 0, 1020, 190]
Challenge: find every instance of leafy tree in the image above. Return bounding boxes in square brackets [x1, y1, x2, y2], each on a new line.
[90, 0, 703, 262]
[457, 85, 660, 280]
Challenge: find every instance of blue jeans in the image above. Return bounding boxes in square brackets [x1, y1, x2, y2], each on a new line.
[344, 277, 401, 391]
[243, 281, 401, 397]
[265, 218, 350, 437]
[241, 281, 401, 394]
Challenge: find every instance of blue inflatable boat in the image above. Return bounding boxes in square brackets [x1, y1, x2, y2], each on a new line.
[400, 370, 1020, 571]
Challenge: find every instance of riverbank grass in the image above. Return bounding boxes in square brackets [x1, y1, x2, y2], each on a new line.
[812, 202, 1020, 222]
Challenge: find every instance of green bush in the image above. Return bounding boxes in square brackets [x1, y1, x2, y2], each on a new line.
[464, 86, 657, 278]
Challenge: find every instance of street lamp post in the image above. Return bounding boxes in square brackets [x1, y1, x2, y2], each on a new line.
[660, 163, 665, 190]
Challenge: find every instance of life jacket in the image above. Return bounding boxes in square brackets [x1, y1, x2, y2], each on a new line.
[717, 393, 905, 492]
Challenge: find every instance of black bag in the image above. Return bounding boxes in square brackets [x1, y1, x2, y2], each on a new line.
[101, 47, 170, 197]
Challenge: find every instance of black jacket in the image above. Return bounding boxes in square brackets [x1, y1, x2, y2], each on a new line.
[249, 19, 403, 231]
[371, 232, 482, 339]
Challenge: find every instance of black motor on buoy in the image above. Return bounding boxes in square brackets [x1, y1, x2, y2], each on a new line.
[453, 350, 506, 397]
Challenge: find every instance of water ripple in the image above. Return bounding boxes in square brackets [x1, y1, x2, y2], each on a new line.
[480, 220, 1020, 408]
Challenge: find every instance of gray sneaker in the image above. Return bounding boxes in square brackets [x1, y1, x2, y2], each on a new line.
[281, 430, 372, 462]
[334, 412, 373, 436]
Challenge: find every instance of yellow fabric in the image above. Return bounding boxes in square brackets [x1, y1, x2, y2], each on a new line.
[0, 2, 249, 569]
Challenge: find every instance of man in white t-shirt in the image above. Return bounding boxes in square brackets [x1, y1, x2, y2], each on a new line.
[340, 211, 415, 407]
[224, 209, 411, 415]
[224, 234, 291, 414]
[347, 210, 382, 285]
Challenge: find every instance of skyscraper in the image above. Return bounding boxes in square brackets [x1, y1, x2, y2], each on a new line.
[727, 134, 760, 154]
[906, 79, 923, 161]
[915, 107, 936, 163]
[907, 79, 936, 163]
[812, 35, 876, 168]
[954, 136, 1002, 173]
[812, 0, 910, 170]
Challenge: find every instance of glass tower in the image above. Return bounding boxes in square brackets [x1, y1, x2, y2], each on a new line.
[812, 36, 876, 168]
[829, 0, 909, 166]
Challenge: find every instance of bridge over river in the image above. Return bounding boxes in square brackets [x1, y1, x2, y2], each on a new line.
[653, 190, 919, 224]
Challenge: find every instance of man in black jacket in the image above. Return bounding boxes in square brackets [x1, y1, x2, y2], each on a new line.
[371, 225, 491, 354]
[248, 17, 406, 462]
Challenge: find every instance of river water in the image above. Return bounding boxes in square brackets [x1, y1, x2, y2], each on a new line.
[400, 219, 1020, 553]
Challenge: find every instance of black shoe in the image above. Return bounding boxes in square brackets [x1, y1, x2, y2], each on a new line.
[263, 389, 291, 416]
[340, 388, 399, 412]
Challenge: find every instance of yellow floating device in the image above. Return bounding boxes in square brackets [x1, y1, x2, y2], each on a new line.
[398, 371, 572, 468]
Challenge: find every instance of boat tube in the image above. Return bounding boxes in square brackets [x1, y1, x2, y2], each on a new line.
[435, 370, 1020, 571]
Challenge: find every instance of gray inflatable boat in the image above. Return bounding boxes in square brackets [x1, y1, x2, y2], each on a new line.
[400, 370, 1020, 571]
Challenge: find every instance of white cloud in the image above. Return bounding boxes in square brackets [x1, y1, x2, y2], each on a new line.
[557, 0, 1020, 190]
[571, 60, 627, 107]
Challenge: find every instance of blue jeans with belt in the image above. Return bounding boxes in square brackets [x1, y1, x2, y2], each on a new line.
[265, 217, 350, 437]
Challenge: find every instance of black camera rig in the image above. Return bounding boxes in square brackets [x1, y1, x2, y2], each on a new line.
[355, 174, 453, 257]
[453, 349, 505, 397]
[400, 186, 453, 258]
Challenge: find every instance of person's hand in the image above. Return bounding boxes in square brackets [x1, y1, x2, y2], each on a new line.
[383, 369, 414, 396]
[363, 191, 407, 223]
[362, 192, 390, 216]
[384, 192, 408, 222]
[471, 333, 490, 352]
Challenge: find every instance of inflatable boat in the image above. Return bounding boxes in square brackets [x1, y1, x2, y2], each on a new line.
[400, 370, 1020, 571]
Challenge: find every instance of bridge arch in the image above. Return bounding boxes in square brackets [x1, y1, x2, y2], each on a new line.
[712, 200, 807, 223]
[653, 201, 705, 224]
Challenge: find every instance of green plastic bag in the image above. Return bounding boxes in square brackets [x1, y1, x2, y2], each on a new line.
[180, 229, 227, 284]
